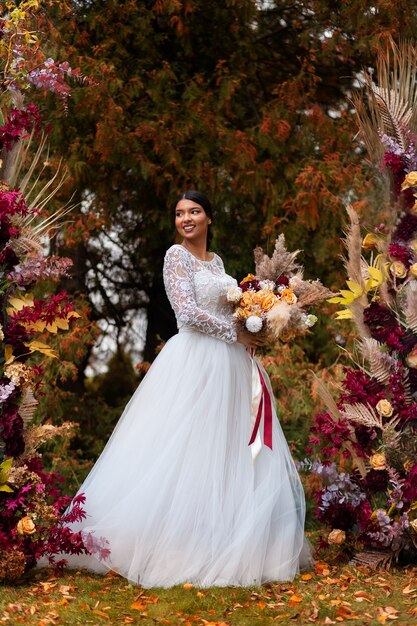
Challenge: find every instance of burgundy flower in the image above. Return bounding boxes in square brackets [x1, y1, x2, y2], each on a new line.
[388, 242, 414, 266]
[403, 464, 417, 503]
[339, 367, 384, 405]
[383, 152, 406, 195]
[277, 275, 289, 286]
[363, 302, 402, 344]
[240, 279, 260, 292]
[362, 469, 389, 494]
[1, 409, 25, 457]
[393, 214, 417, 243]
[318, 502, 358, 532]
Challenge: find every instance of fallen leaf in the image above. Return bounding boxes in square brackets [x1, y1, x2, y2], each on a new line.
[183, 583, 193, 590]
[301, 573, 313, 581]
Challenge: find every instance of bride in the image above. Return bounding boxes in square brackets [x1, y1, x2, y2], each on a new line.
[60, 189, 311, 587]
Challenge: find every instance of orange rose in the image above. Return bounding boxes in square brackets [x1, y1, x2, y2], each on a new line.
[401, 171, 417, 190]
[328, 529, 346, 545]
[280, 288, 297, 305]
[410, 520, 417, 534]
[369, 452, 387, 471]
[240, 290, 256, 307]
[16, 516, 36, 536]
[254, 290, 278, 311]
[241, 274, 256, 283]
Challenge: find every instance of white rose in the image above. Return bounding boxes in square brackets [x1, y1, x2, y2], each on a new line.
[245, 315, 263, 333]
[226, 286, 243, 303]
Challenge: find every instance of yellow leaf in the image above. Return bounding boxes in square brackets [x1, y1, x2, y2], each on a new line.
[8, 293, 34, 310]
[4, 344, 14, 365]
[25, 320, 46, 332]
[335, 309, 353, 320]
[55, 318, 70, 330]
[45, 322, 59, 334]
[24, 341, 58, 359]
[345, 281, 363, 297]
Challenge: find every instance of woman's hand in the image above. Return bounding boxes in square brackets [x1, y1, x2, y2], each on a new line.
[236, 330, 268, 349]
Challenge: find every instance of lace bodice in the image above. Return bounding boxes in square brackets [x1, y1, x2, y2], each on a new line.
[163, 245, 238, 343]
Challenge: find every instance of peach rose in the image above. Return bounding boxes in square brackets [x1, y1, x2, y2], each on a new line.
[234, 307, 251, 320]
[280, 288, 297, 305]
[254, 290, 278, 311]
[328, 529, 346, 545]
[390, 261, 407, 279]
[240, 290, 257, 307]
[409, 263, 417, 278]
[403, 459, 413, 473]
[16, 516, 36, 536]
[406, 349, 417, 368]
[410, 519, 417, 534]
[369, 452, 387, 471]
[401, 171, 417, 190]
[376, 399, 393, 418]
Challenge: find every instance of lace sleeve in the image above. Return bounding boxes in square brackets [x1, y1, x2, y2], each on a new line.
[163, 247, 237, 344]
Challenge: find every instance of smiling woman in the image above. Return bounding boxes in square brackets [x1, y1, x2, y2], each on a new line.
[59, 189, 312, 587]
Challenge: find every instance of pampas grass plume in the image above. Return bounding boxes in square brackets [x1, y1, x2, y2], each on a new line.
[266, 300, 292, 336]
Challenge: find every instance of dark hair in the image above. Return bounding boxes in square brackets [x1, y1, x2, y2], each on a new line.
[175, 189, 213, 247]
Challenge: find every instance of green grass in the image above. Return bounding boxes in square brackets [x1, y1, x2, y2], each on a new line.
[1, 560, 417, 625]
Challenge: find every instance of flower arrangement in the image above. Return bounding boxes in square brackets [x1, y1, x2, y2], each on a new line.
[304, 39, 417, 569]
[0, 1, 108, 582]
[227, 234, 332, 340]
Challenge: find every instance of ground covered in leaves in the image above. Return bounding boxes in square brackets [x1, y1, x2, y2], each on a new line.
[1, 561, 417, 625]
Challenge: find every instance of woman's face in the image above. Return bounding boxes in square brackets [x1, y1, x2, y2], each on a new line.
[175, 199, 211, 243]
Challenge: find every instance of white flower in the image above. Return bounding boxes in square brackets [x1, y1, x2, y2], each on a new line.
[277, 285, 286, 294]
[305, 314, 318, 328]
[258, 280, 275, 291]
[226, 286, 243, 303]
[245, 315, 263, 333]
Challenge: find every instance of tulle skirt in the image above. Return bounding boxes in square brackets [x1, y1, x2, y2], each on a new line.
[59, 328, 311, 587]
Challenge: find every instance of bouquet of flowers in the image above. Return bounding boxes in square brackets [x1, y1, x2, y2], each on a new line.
[227, 235, 332, 340]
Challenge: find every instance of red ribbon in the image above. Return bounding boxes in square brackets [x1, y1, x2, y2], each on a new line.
[248, 364, 273, 450]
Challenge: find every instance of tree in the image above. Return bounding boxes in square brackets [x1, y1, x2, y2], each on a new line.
[38, 0, 417, 369]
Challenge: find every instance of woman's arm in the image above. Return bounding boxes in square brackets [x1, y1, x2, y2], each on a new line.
[163, 246, 237, 344]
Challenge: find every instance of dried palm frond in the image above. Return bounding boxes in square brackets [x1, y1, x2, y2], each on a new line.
[360, 338, 396, 384]
[340, 403, 382, 429]
[351, 550, 393, 570]
[352, 38, 417, 162]
[254, 234, 302, 280]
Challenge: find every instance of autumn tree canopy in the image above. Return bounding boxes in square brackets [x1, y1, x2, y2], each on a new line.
[39, 0, 417, 363]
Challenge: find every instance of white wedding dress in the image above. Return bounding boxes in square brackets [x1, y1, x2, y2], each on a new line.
[59, 244, 311, 587]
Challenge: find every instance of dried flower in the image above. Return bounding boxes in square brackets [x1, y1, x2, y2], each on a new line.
[376, 399, 394, 418]
[328, 529, 346, 545]
[0, 549, 26, 583]
[4, 362, 34, 387]
[369, 452, 387, 470]
[410, 263, 417, 278]
[410, 520, 417, 533]
[390, 261, 407, 279]
[401, 171, 417, 190]
[226, 286, 243, 303]
[280, 288, 297, 305]
[245, 315, 263, 333]
[16, 515, 36, 536]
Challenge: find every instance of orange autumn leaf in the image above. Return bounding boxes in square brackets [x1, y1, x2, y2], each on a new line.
[301, 573, 313, 581]
[130, 601, 146, 610]
[288, 594, 303, 603]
